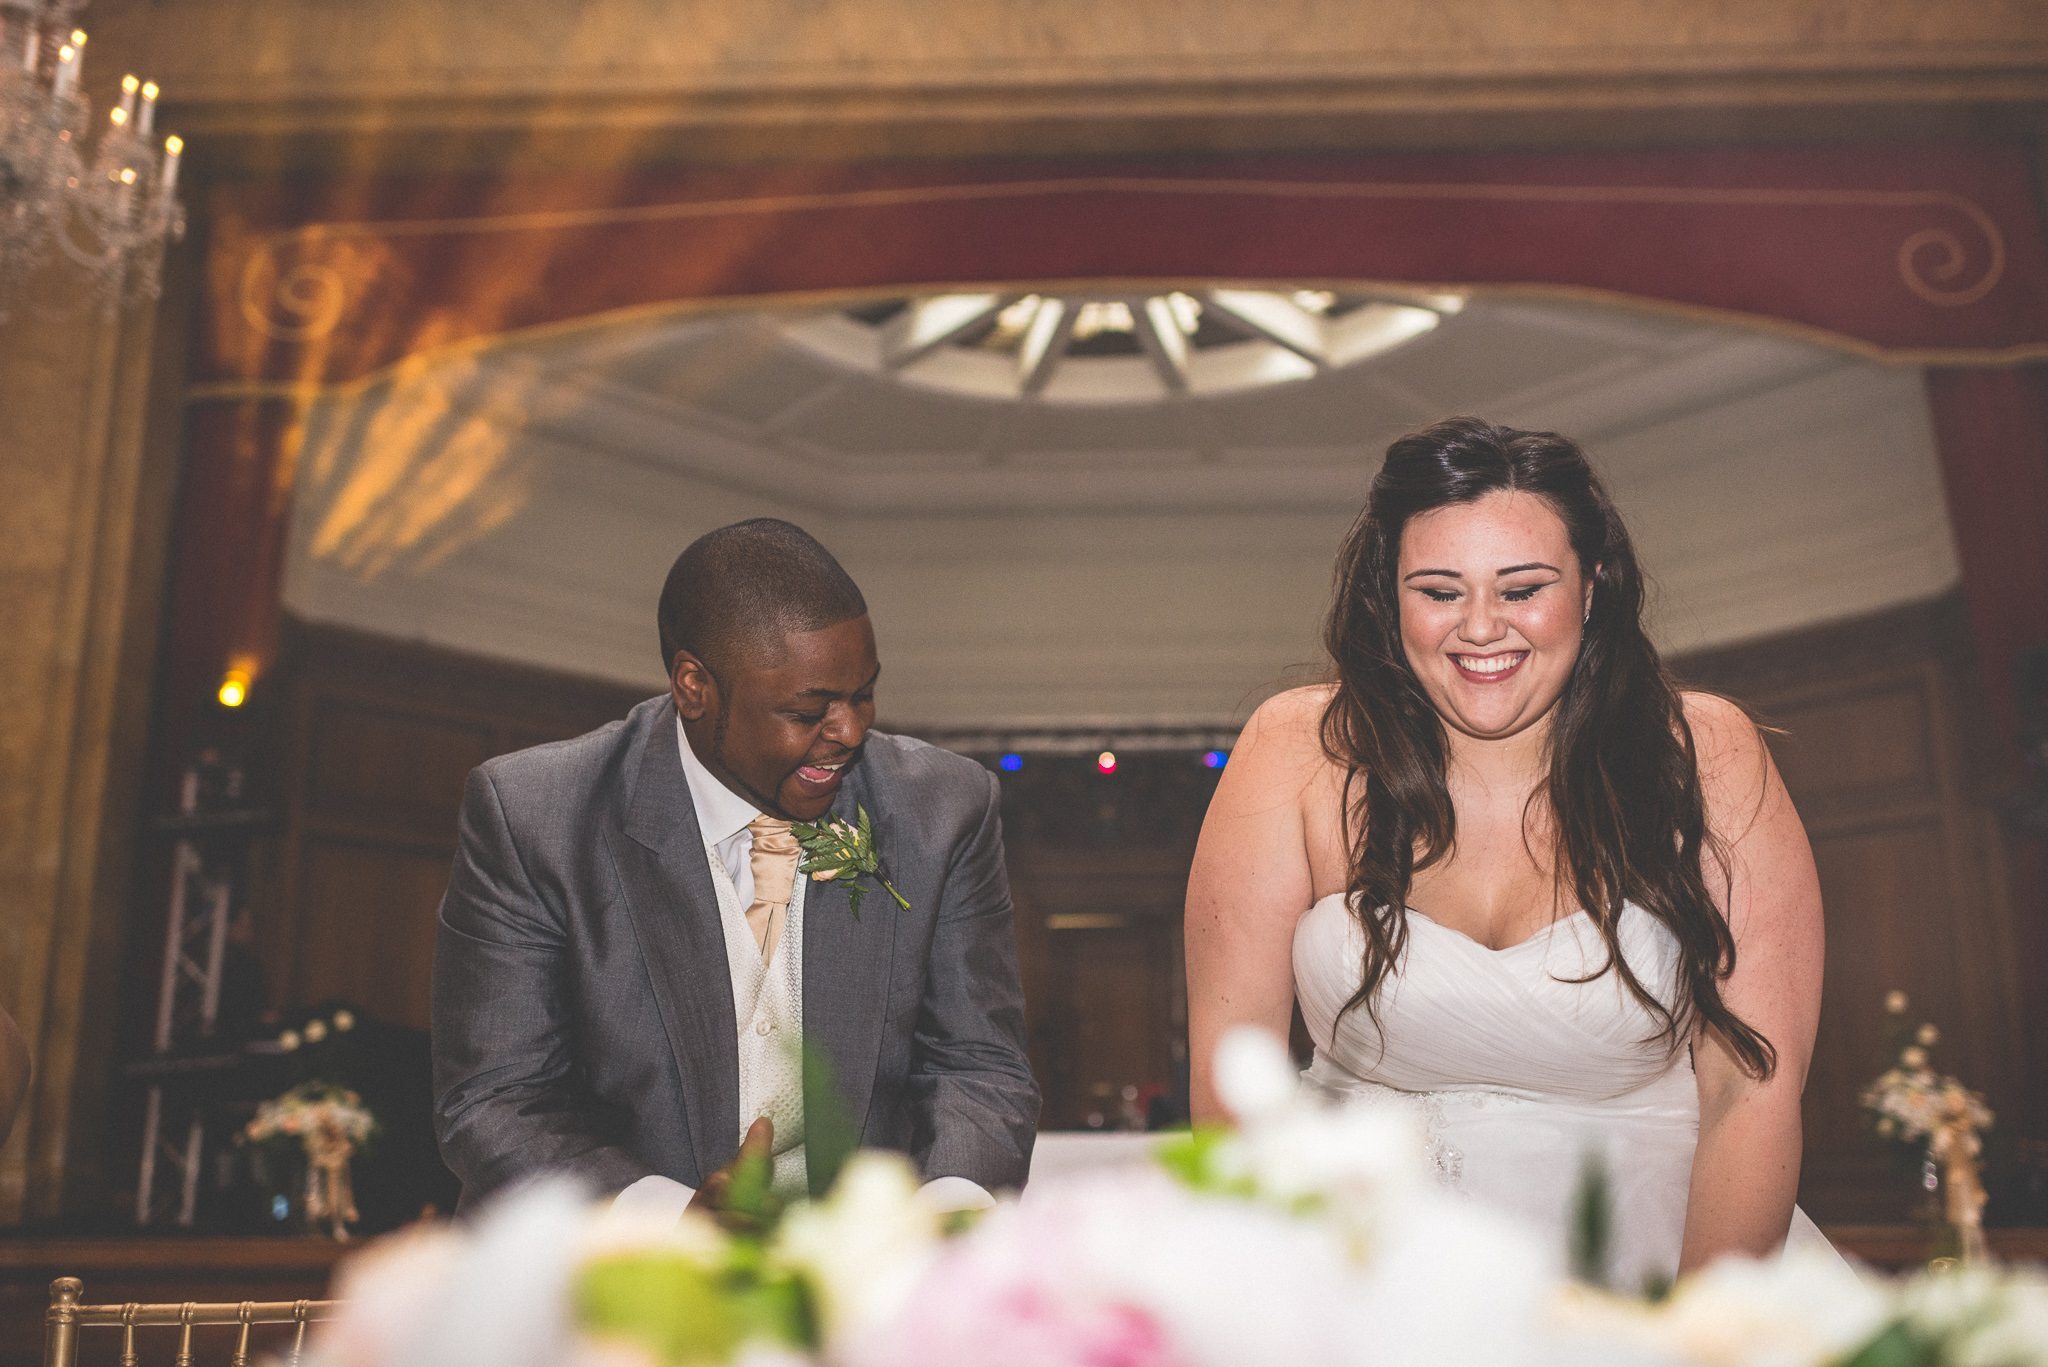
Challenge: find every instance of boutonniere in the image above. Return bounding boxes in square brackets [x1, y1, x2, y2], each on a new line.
[792, 804, 910, 919]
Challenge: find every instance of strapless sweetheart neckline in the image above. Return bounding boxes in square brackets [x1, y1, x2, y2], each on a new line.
[1308, 892, 1599, 956]
[1403, 903, 1594, 955]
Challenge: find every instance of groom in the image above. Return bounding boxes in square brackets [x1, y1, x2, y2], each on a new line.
[431, 518, 1039, 1217]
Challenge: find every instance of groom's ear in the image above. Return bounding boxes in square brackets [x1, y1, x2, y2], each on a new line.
[671, 650, 719, 721]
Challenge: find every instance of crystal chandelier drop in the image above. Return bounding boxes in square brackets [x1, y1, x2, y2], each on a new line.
[0, 0, 185, 319]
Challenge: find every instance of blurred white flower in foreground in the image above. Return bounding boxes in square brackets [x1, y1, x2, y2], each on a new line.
[1650, 1249, 1888, 1367]
[1897, 1263, 2048, 1367]
[773, 1151, 942, 1342]
[1213, 1026, 1299, 1124]
[1203, 1026, 1428, 1248]
[307, 1180, 591, 1367]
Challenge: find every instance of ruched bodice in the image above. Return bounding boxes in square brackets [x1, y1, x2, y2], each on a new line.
[1291, 892, 1833, 1287]
[1293, 894, 1692, 1106]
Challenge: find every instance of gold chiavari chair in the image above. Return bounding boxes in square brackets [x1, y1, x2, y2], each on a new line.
[44, 1278, 340, 1367]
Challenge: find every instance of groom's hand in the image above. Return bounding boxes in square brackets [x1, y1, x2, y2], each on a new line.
[695, 1116, 781, 1234]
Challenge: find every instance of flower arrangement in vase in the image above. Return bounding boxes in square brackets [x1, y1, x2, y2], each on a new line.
[1860, 990, 1994, 1263]
[243, 1008, 378, 1239]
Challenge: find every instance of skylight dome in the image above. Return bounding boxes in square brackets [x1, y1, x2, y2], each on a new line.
[784, 287, 1465, 404]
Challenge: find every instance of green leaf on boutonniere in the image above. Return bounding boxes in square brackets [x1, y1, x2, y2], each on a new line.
[791, 803, 910, 920]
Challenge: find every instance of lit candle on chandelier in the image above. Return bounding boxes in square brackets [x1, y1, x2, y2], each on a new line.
[138, 81, 159, 134]
[52, 37, 79, 97]
[119, 72, 139, 121]
[57, 29, 84, 93]
[161, 135, 182, 195]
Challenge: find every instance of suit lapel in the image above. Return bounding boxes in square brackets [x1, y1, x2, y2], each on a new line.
[610, 701, 741, 1175]
[803, 759, 898, 1193]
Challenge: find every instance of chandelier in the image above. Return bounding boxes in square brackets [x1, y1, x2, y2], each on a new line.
[0, 0, 184, 319]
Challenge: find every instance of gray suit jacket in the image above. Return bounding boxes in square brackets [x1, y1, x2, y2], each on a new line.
[431, 695, 1039, 1209]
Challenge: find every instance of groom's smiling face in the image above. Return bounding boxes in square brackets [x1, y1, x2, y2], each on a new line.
[672, 614, 880, 822]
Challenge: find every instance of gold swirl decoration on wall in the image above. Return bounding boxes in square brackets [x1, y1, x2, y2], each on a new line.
[1896, 202, 2006, 307]
[226, 176, 2014, 350]
[237, 229, 403, 342]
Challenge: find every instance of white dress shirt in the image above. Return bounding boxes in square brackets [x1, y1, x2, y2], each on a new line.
[609, 719, 993, 1223]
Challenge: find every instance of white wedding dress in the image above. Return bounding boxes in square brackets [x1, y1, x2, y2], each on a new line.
[1292, 892, 1838, 1288]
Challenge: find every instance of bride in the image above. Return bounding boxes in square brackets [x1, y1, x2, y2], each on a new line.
[1185, 416, 1830, 1287]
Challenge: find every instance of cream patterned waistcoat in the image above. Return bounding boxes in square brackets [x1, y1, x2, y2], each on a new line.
[702, 840, 807, 1198]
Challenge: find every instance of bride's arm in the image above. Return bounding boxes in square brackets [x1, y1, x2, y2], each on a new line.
[1184, 687, 1327, 1124]
[1678, 692, 1825, 1273]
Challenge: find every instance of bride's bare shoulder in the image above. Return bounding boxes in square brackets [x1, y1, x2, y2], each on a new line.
[1680, 688, 1778, 834]
[1228, 685, 1348, 797]
[1239, 684, 1335, 750]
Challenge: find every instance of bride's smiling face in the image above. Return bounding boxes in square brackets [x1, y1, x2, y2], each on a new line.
[1396, 489, 1594, 744]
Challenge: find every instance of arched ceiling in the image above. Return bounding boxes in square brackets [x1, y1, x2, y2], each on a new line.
[282, 291, 1959, 728]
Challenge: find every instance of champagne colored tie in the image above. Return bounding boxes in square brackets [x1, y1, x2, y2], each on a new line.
[745, 816, 801, 962]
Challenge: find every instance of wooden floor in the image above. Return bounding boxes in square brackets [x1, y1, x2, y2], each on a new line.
[3, 1228, 2046, 1365]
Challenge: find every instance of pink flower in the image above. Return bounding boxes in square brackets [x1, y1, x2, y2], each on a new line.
[843, 1176, 1370, 1367]
[859, 1257, 1183, 1367]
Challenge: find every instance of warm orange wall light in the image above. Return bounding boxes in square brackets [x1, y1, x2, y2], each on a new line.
[217, 668, 252, 708]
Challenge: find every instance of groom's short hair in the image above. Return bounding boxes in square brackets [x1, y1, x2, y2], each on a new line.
[657, 518, 868, 677]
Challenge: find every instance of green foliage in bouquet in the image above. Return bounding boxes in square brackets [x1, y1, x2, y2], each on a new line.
[801, 1039, 860, 1200]
[568, 1042, 881, 1364]
[1569, 1152, 1615, 1291]
[1836, 1286, 2014, 1367]
[1841, 1320, 1944, 1367]
[576, 1243, 818, 1365]
[1154, 1126, 1267, 1204]
[720, 1142, 779, 1237]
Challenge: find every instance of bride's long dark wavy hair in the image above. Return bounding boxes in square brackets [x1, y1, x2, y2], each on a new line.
[1320, 416, 1775, 1078]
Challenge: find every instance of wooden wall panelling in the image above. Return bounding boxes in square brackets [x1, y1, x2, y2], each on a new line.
[248, 620, 645, 1032]
[289, 839, 461, 1027]
[1010, 847, 1192, 1130]
[994, 755, 1218, 1131]
[1680, 596, 2033, 1223]
[279, 694, 497, 1022]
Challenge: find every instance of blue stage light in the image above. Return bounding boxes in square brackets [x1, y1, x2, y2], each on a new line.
[1203, 750, 1228, 769]
[998, 753, 1024, 772]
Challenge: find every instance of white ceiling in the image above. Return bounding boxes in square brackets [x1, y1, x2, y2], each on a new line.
[281, 292, 1960, 728]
